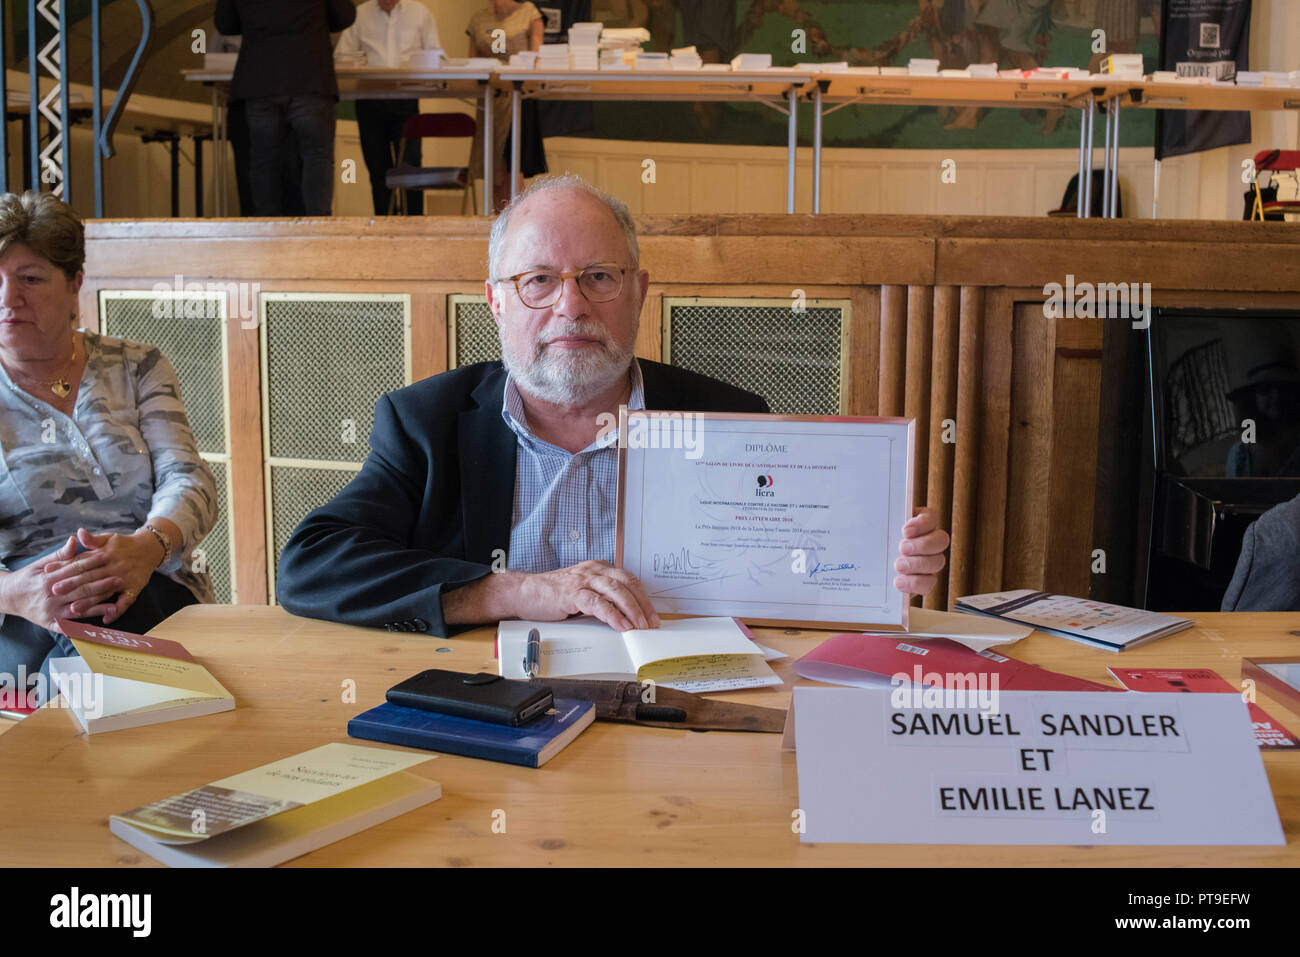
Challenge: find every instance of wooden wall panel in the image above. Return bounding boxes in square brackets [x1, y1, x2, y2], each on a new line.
[948, 285, 984, 606]
[79, 215, 1300, 609]
[879, 285, 908, 417]
[1044, 351, 1102, 596]
[925, 286, 960, 610]
[905, 285, 934, 510]
[846, 286, 880, 416]
[1003, 303, 1058, 588]
[227, 289, 267, 604]
[409, 291, 446, 381]
[972, 287, 1015, 596]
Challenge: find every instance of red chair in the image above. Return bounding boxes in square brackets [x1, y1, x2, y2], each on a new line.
[385, 113, 478, 215]
[1250, 149, 1300, 221]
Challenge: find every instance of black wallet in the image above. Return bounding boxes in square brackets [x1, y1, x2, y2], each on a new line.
[386, 670, 554, 727]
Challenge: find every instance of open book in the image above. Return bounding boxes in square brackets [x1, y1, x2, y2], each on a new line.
[497, 616, 782, 692]
[109, 743, 439, 867]
[50, 619, 234, 734]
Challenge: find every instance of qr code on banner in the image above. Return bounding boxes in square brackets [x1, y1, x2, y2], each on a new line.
[1200, 22, 1221, 48]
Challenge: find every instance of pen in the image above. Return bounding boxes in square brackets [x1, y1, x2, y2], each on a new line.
[524, 627, 541, 678]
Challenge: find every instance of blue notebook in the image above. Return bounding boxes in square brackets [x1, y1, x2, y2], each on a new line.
[347, 698, 595, 768]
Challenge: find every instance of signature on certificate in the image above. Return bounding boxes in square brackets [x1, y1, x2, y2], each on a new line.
[809, 560, 858, 578]
[653, 547, 700, 574]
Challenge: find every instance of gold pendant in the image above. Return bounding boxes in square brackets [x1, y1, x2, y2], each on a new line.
[50, 379, 70, 398]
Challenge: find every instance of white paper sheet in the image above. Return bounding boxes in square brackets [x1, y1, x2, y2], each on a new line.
[794, 687, 1285, 845]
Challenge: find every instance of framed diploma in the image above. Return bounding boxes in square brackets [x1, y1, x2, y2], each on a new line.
[615, 409, 915, 631]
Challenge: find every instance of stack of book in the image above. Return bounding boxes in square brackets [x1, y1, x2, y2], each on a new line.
[907, 57, 939, 75]
[405, 49, 443, 69]
[795, 61, 848, 74]
[508, 50, 538, 68]
[1236, 71, 1295, 87]
[537, 43, 570, 70]
[968, 62, 998, 78]
[600, 48, 631, 70]
[671, 45, 703, 71]
[568, 22, 601, 70]
[730, 52, 771, 71]
[634, 51, 670, 70]
[600, 26, 649, 50]
[1101, 53, 1143, 77]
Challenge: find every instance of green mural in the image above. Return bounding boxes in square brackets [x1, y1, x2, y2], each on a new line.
[589, 0, 1161, 148]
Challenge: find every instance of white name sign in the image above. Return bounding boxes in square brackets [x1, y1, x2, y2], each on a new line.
[793, 688, 1285, 845]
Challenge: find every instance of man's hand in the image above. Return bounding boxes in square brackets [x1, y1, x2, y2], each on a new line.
[42, 528, 162, 625]
[444, 561, 661, 632]
[894, 506, 950, 597]
[0, 536, 121, 630]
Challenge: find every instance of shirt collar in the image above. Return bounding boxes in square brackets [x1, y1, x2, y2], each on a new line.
[501, 359, 646, 450]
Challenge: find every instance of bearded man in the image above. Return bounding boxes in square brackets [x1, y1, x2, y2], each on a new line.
[276, 174, 950, 636]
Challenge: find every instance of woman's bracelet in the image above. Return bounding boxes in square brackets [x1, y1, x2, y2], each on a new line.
[141, 523, 173, 569]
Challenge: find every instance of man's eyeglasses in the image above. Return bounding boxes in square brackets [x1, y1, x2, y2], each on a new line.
[498, 263, 630, 309]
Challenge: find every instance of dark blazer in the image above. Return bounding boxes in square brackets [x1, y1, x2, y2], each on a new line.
[214, 0, 356, 103]
[276, 360, 769, 636]
[1221, 492, 1300, 612]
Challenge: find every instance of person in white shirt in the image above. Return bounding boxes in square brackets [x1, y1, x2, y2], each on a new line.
[335, 0, 443, 214]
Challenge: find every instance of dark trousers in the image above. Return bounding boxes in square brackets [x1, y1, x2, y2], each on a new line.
[356, 99, 422, 215]
[0, 571, 199, 708]
[244, 93, 337, 216]
[229, 101, 305, 216]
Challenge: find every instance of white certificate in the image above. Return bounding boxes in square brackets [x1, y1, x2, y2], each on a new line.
[615, 410, 914, 630]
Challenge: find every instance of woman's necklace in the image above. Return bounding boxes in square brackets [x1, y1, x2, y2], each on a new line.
[4, 333, 79, 398]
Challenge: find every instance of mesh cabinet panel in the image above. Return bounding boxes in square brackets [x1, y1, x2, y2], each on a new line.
[449, 296, 500, 367]
[199, 456, 233, 604]
[664, 300, 848, 415]
[268, 466, 360, 580]
[99, 292, 227, 454]
[264, 296, 408, 463]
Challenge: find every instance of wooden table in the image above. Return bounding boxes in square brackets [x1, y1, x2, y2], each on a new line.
[2, 606, 1297, 867]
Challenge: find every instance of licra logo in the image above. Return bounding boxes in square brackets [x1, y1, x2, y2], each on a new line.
[755, 474, 774, 497]
[49, 887, 151, 937]
[1042, 274, 1151, 328]
[594, 411, 705, 460]
[150, 274, 261, 329]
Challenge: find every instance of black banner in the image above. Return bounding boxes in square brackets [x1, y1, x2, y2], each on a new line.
[1156, 0, 1252, 159]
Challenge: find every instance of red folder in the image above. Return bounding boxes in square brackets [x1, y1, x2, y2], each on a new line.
[795, 634, 1119, 691]
[1108, 667, 1299, 750]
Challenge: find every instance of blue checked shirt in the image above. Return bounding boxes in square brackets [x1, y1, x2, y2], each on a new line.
[502, 363, 645, 573]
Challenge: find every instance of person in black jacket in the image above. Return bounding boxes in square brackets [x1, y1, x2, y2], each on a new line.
[276, 174, 951, 636]
[214, 0, 356, 216]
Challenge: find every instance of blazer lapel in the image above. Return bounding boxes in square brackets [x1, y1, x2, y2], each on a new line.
[458, 368, 516, 564]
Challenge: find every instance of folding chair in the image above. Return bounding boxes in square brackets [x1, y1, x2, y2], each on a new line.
[1250, 149, 1300, 222]
[386, 113, 478, 215]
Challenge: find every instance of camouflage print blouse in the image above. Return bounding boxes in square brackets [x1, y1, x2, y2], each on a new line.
[0, 331, 217, 604]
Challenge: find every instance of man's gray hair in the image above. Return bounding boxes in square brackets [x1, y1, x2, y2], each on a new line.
[487, 173, 640, 280]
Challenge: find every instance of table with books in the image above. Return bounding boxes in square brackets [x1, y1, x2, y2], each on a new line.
[0, 604, 1297, 867]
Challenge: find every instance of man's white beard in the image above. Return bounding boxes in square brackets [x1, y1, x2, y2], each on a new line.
[500, 323, 635, 405]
